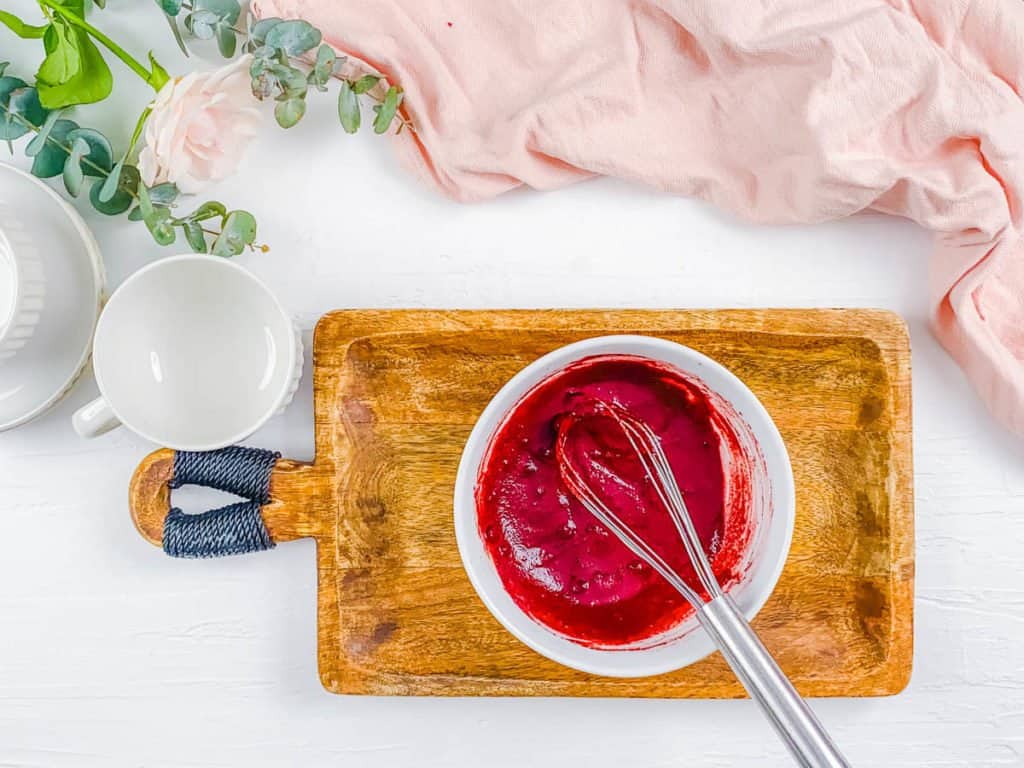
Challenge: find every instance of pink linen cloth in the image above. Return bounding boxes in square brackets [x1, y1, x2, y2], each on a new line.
[254, 0, 1024, 434]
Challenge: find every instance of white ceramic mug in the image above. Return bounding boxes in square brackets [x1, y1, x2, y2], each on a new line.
[0, 204, 46, 362]
[73, 254, 302, 451]
[453, 335, 795, 678]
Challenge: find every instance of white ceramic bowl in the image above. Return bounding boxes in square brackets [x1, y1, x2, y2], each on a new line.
[454, 335, 795, 677]
[0, 201, 46, 362]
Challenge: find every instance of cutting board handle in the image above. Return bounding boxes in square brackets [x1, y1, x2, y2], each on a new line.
[129, 447, 324, 557]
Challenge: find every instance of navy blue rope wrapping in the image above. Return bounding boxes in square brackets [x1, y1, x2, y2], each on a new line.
[163, 501, 274, 558]
[169, 446, 280, 503]
[162, 446, 281, 559]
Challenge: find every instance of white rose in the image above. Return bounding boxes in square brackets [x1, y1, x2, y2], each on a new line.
[138, 54, 262, 195]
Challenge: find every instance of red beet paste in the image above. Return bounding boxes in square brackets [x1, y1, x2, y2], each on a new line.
[475, 355, 753, 647]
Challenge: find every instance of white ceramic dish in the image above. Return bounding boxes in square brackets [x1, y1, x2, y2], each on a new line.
[72, 254, 302, 451]
[0, 201, 46, 361]
[453, 335, 795, 678]
[0, 163, 104, 432]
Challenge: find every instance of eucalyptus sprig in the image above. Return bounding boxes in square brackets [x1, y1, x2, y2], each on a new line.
[0, 64, 264, 255]
[0, 0, 408, 257]
[161, 6, 410, 134]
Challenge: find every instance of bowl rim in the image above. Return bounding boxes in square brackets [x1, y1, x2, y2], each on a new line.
[453, 334, 795, 677]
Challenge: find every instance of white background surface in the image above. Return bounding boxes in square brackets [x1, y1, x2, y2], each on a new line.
[2, 3, 1023, 766]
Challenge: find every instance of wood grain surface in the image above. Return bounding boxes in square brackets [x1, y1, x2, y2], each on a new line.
[131, 309, 914, 698]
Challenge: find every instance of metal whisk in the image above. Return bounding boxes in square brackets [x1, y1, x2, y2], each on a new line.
[556, 401, 850, 768]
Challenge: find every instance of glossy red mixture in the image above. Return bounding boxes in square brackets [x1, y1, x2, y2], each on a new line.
[475, 354, 754, 647]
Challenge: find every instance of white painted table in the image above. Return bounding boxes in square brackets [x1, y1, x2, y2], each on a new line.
[2, 5, 1022, 765]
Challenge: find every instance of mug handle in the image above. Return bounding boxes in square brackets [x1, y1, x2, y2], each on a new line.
[129, 446, 325, 558]
[73, 396, 121, 438]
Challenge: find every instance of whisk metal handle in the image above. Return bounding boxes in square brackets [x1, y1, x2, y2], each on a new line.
[698, 595, 851, 768]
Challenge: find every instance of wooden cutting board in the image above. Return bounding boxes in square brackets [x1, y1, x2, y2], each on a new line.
[130, 309, 914, 697]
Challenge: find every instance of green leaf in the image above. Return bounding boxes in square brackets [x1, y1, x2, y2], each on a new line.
[269, 62, 306, 96]
[310, 43, 335, 88]
[148, 182, 179, 205]
[195, 0, 240, 25]
[89, 164, 139, 215]
[148, 52, 170, 91]
[29, 117, 78, 177]
[0, 62, 7, 78]
[25, 110, 60, 157]
[97, 156, 124, 202]
[137, 179, 155, 219]
[36, 20, 112, 108]
[127, 205, 143, 221]
[145, 206, 176, 246]
[182, 220, 207, 252]
[158, 0, 182, 15]
[184, 10, 219, 40]
[66, 127, 112, 176]
[274, 96, 304, 128]
[55, 0, 86, 18]
[62, 136, 89, 196]
[373, 85, 402, 134]
[263, 19, 320, 56]
[215, 22, 236, 58]
[249, 17, 281, 46]
[0, 10, 48, 38]
[351, 74, 379, 95]
[40, 22, 81, 86]
[338, 80, 359, 133]
[182, 200, 226, 222]
[0, 80, 48, 140]
[211, 210, 256, 257]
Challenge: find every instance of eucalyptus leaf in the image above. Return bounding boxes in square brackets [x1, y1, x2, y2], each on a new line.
[0, 80, 47, 140]
[97, 156, 125, 202]
[263, 19, 320, 56]
[372, 85, 402, 134]
[144, 207, 176, 246]
[148, 182, 179, 205]
[215, 22, 236, 58]
[310, 44, 335, 88]
[158, 0, 183, 16]
[211, 210, 256, 257]
[127, 205, 144, 221]
[0, 10, 49, 38]
[351, 74, 379, 95]
[269, 63, 307, 95]
[29, 117, 78, 177]
[249, 17, 281, 45]
[89, 164, 139, 215]
[338, 80, 359, 133]
[137, 180, 156, 220]
[185, 200, 226, 222]
[182, 220, 207, 252]
[25, 110, 60, 157]
[274, 97, 305, 128]
[36, 19, 112, 108]
[195, 0, 241, 25]
[66, 127, 112, 176]
[62, 136, 89, 196]
[184, 10, 219, 40]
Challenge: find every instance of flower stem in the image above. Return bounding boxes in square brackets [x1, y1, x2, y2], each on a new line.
[37, 0, 165, 91]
